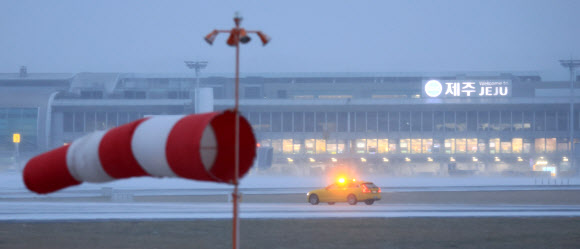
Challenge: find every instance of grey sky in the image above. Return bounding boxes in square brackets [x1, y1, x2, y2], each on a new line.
[1, 0, 579, 80]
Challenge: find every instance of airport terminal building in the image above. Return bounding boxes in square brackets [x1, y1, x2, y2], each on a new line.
[1, 67, 579, 176]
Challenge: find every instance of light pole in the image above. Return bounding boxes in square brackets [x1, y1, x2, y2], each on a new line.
[559, 59, 580, 175]
[184, 61, 208, 114]
[13, 133, 20, 163]
[204, 12, 270, 249]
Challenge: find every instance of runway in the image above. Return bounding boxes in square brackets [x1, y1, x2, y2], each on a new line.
[3, 198, 580, 221]
[2, 172, 580, 221]
[3, 173, 580, 249]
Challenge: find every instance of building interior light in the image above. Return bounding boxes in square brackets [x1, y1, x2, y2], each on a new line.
[309, 158, 315, 163]
[382, 157, 389, 162]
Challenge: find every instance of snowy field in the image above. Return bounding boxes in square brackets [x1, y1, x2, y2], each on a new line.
[1, 169, 578, 193]
[3, 202, 580, 220]
[2, 169, 580, 221]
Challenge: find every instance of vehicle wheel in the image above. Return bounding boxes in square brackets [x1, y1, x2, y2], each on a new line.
[347, 194, 357, 205]
[364, 200, 374, 205]
[309, 194, 319, 205]
[328, 202, 335, 205]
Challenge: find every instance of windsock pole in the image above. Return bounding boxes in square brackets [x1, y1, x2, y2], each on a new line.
[203, 12, 270, 249]
[232, 15, 241, 249]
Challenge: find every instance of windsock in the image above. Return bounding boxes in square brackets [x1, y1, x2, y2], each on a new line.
[23, 110, 256, 194]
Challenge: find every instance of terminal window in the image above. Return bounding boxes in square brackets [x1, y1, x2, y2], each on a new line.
[0, 108, 38, 152]
[326, 112, 337, 133]
[422, 139, 433, 153]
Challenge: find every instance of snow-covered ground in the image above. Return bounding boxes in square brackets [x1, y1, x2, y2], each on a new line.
[2, 202, 580, 220]
[1, 170, 577, 193]
[2, 169, 580, 221]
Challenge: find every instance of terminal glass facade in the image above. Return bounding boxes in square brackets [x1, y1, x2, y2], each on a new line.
[0, 108, 38, 152]
[244, 110, 571, 158]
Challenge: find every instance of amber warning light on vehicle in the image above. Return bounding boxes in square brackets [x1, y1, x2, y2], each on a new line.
[337, 177, 357, 185]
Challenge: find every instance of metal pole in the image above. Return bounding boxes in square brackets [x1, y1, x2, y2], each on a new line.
[232, 15, 241, 249]
[570, 66, 575, 175]
[560, 60, 579, 175]
[203, 14, 268, 249]
[15, 142, 19, 161]
[196, 68, 200, 114]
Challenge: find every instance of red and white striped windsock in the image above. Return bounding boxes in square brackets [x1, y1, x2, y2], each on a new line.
[23, 110, 257, 194]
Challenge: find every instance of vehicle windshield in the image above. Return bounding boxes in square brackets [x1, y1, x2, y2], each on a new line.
[326, 184, 339, 190]
[347, 182, 358, 188]
[362, 183, 378, 188]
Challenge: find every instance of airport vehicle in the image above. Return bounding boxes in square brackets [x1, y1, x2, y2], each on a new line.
[306, 178, 381, 205]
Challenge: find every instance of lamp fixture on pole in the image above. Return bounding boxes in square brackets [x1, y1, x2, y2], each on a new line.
[184, 61, 208, 113]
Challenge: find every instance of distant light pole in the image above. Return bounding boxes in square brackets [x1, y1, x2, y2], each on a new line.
[204, 12, 270, 249]
[13, 133, 20, 162]
[559, 59, 580, 174]
[185, 61, 208, 113]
